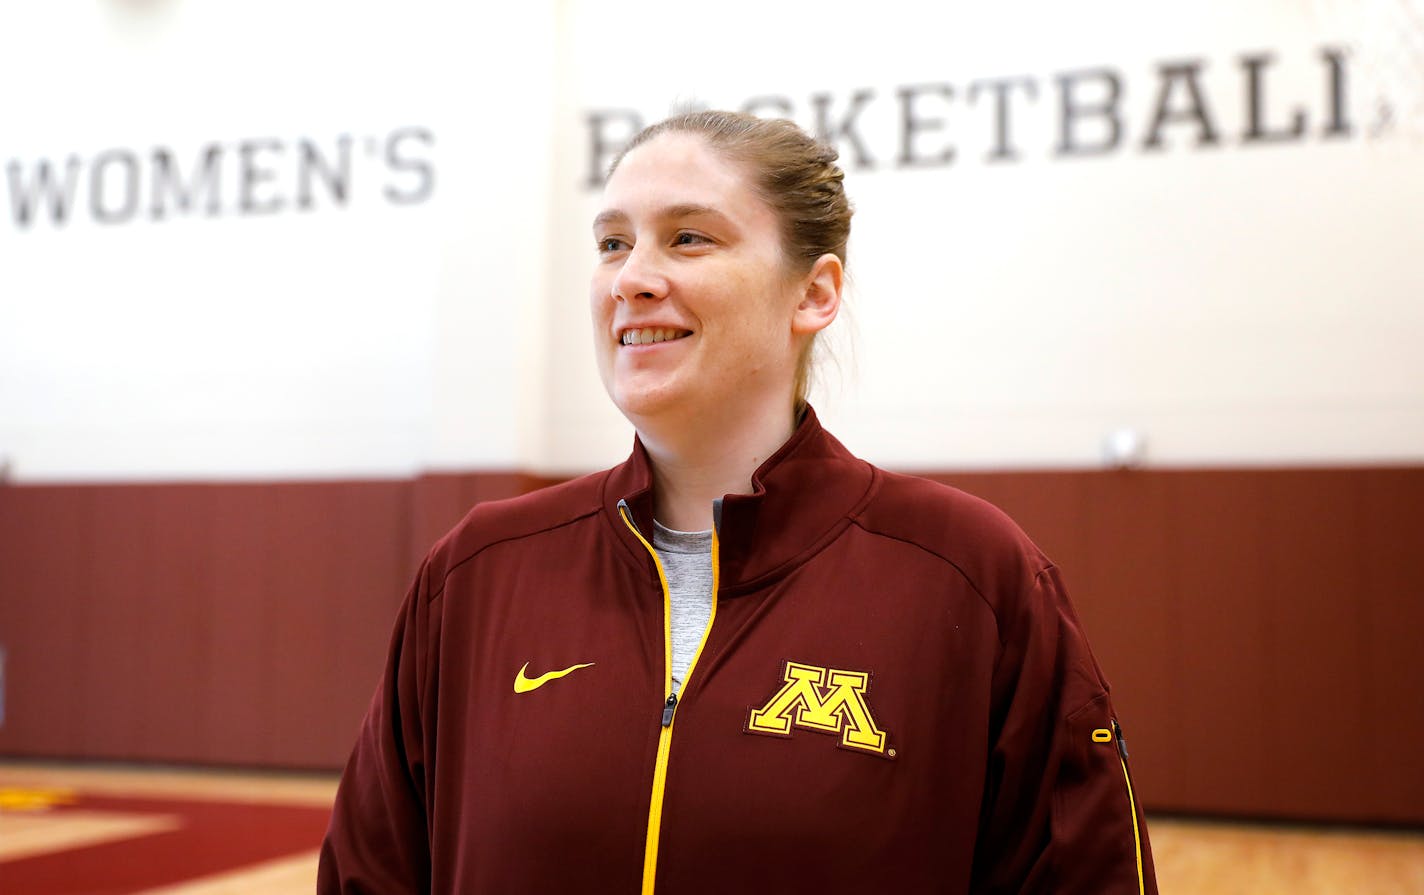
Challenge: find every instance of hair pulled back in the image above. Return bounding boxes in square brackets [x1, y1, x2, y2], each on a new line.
[608, 110, 853, 408]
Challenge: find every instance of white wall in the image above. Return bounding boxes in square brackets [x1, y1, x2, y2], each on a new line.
[2, 1, 1419, 482]
[541, 0, 1424, 472]
[0, 1, 555, 481]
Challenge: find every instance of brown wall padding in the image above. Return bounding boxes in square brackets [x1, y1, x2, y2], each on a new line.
[0, 467, 1420, 824]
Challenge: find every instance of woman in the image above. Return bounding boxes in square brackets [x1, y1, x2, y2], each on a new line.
[319, 111, 1158, 894]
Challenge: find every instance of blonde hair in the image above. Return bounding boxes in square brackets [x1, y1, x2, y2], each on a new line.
[608, 110, 852, 409]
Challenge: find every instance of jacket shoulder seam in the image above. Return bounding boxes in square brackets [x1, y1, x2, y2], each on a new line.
[847, 518, 1000, 631]
[848, 517, 1055, 646]
[426, 504, 601, 604]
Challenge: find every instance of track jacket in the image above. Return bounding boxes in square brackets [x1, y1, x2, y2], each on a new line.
[319, 407, 1157, 894]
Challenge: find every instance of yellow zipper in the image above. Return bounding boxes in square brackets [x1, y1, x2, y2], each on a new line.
[1113, 719, 1145, 895]
[619, 504, 720, 895]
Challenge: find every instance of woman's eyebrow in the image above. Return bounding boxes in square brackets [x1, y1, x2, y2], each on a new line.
[659, 203, 729, 224]
[592, 209, 627, 231]
[592, 204, 732, 232]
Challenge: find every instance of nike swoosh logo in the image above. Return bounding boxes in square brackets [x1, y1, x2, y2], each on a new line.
[514, 661, 595, 694]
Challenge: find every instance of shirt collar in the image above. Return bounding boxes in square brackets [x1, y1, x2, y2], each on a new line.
[603, 405, 877, 595]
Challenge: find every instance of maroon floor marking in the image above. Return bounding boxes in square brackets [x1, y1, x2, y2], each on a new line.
[0, 792, 332, 895]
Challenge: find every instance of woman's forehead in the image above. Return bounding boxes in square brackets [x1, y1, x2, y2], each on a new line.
[598, 133, 768, 226]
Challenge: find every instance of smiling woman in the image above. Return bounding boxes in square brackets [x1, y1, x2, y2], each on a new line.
[318, 111, 1159, 894]
[587, 126, 844, 527]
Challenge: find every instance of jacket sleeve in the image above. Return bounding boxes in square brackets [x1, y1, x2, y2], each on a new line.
[317, 561, 436, 894]
[971, 564, 1158, 895]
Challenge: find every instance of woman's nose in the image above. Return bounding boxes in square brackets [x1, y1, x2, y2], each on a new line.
[611, 245, 668, 302]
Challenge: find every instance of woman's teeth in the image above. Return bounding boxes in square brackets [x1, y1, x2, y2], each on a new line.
[621, 327, 690, 346]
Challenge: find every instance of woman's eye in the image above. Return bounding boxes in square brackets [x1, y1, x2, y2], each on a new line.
[673, 232, 710, 247]
[598, 237, 627, 253]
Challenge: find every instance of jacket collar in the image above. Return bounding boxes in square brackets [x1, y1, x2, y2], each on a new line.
[602, 405, 876, 595]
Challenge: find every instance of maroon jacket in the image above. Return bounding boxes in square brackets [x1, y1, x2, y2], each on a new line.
[319, 408, 1156, 893]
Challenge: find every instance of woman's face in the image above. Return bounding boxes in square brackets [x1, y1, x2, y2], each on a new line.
[590, 133, 806, 426]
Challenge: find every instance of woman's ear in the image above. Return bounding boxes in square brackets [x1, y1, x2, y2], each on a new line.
[791, 253, 843, 336]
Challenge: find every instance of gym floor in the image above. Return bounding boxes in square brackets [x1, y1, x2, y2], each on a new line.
[2, 761, 1421, 894]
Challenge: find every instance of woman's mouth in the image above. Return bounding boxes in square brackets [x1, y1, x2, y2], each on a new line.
[620, 327, 693, 346]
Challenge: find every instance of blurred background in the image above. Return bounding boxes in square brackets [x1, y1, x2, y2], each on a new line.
[1, 0, 1422, 889]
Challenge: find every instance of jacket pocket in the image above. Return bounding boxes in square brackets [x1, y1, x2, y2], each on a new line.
[1051, 693, 1150, 894]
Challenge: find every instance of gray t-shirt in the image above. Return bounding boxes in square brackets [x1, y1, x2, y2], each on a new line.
[652, 520, 715, 694]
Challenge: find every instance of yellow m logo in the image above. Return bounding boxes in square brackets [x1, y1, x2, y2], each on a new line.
[745, 661, 891, 757]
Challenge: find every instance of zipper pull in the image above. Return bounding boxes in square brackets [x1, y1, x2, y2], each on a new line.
[617, 499, 644, 537]
[660, 693, 677, 727]
[1112, 718, 1130, 760]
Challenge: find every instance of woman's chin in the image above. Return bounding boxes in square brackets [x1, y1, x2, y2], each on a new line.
[611, 379, 693, 424]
